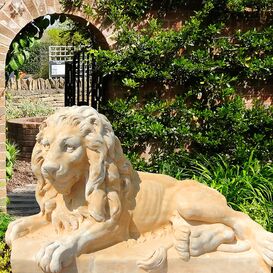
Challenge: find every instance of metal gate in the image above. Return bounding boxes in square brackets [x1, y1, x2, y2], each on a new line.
[64, 49, 104, 110]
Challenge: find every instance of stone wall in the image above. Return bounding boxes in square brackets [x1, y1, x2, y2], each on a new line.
[6, 78, 64, 108]
[6, 77, 65, 94]
[6, 77, 65, 108]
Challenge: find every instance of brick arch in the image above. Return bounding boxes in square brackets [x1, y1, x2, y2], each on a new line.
[0, 0, 116, 211]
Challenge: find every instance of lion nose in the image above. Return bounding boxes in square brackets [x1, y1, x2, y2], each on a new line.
[42, 163, 60, 176]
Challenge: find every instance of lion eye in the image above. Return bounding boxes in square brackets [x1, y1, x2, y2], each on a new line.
[65, 145, 75, 153]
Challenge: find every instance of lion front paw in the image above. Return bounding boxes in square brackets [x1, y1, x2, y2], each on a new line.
[36, 240, 77, 273]
[5, 218, 31, 246]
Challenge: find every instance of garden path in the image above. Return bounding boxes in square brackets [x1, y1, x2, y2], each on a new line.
[7, 160, 39, 216]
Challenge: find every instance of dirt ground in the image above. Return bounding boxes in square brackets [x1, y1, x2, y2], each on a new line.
[7, 160, 37, 192]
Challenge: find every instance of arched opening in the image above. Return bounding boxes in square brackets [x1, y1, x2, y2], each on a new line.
[1, 7, 114, 212]
[5, 13, 109, 79]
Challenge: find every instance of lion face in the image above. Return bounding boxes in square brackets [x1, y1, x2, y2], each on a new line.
[38, 123, 88, 195]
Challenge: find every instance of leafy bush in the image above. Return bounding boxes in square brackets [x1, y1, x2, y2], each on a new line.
[103, 96, 273, 171]
[0, 214, 13, 241]
[20, 41, 50, 78]
[6, 96, 55, 120]
[80, 0, 273, 97]
[103, 97, 273, 232]
[0, 213, 13, 273]
[6, 141, 19, 181]
[190, 152, 273, 231]
[0, 241, 11, 273]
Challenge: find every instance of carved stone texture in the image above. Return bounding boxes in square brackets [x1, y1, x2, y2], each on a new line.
[6, 106, 273, 273]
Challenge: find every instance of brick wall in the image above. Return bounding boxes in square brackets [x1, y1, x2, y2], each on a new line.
[7, 117, 45, 161]
[0, 0, 115, 211]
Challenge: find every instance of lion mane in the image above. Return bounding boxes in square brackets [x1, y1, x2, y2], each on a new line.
[31, 106, 134, 228]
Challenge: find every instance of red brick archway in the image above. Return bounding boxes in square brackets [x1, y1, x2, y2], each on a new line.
[0, 0, 116, 211]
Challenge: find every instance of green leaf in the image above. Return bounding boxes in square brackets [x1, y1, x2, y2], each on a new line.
[27, 24, 39, 36]
[19, 38, 27, 48]
[12, 42, 19, 51]
[36, 17, 50, 30]
[28, 37, 36, 47]
[9, 57, 19, 71]
[23, 50, 30, 60]
[17, 53, 25, 65]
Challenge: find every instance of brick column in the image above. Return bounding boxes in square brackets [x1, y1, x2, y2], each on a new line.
[0, 17, 10, 211]
[0, 68, 6, 212]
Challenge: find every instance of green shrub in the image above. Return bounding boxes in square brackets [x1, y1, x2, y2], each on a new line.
[6, 141, 19, 181]
[19, 42, 49, 78]
[0, 241, 11, 273]
[190, 152, 273, 231]
[0, 214, 13, 273]
[6, 96, 55, 120]
[103, 96, 273, 171]
[0, 214, 13, 241]
[102, 96, 273, 233]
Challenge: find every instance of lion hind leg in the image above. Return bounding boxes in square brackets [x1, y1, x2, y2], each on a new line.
[190, 224, 235, 256]
[171, 216, 191, 261]
[176, 186, 273, 267]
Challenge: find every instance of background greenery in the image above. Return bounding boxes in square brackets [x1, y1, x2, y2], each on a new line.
[6, 17, 93, 78]
[88, 0, 273, 232]
[103, 95, 273, 232]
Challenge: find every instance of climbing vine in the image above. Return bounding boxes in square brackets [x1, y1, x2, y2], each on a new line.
[88, 5, 272, 100]
[58, 0, 273, 93]
[6, 14, 66, 77]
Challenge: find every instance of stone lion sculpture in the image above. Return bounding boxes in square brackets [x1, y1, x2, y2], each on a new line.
[5, 106, 273, 273]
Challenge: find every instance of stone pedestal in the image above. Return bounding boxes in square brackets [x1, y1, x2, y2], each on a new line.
[11, 225, 270, 273]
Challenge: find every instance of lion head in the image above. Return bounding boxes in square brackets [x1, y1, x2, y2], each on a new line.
[31, 106, 133, 227]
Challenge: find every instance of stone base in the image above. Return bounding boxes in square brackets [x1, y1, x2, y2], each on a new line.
[11, 225, 270, 273]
